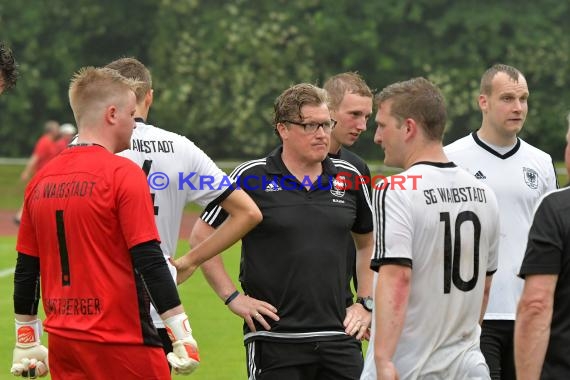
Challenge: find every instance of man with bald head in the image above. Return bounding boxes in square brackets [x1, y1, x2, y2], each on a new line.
[445, 64, 558, 380]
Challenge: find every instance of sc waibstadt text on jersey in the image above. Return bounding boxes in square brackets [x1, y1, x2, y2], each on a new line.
[423, 186, 489, 204]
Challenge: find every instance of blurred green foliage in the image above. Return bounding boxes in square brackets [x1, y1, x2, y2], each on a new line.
[1, 0, 569, 160]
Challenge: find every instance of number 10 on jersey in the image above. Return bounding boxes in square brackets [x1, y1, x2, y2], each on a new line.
[440, 211, 481, 294]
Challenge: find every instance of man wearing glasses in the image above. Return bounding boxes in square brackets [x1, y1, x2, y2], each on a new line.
[176, 83, 374, 379]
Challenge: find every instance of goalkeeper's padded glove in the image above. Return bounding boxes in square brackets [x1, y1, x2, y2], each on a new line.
[11, 319, 49, 378]
[164, 313, 200, 375]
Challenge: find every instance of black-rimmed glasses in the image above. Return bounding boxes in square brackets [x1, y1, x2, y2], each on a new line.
[281, 119, 337, 133]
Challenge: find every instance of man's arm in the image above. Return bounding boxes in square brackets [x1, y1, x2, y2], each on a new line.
[374, 264, 411, 380]
[480, 275, 493, 324]
[175, 189, 262, 283]
[131, 241, 200, 375]
[187, 220, 279, 332]
[354, 231, 374, 298]
[14, 314, 36, 322]
[20, 154, 38, 181]
[514, 274, 557, 380]
[191, 221, 236, 302]
[344, 231, 374, 339]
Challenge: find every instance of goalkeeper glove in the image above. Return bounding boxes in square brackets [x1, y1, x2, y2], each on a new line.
[11, 319, 49, 378]
[164, 313, 200, 375]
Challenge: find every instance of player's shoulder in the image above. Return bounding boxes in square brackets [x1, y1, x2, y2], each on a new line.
[518, 138, 554, 162]
[338, 147, 367, 167]
[76, 148, 147, 181]
[457, 166, 500, 210]
[230, 157, 267, 177]
[36, 134, 51, 145]
[130, 121, 211, 163]
[444, 133, 476, 154]
[337, 147, 371, 177]
[450, 163, 491, 186]
[109, 152, 146, 172]
[133, 121, 188, 143]
[330, 157, 364, 176]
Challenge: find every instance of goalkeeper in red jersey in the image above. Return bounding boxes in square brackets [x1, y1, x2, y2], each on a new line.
[12, 67, 199, 379]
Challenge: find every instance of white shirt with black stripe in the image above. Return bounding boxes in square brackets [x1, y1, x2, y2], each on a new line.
[445, 132, 558, 320]
[362, 162, 499, 380]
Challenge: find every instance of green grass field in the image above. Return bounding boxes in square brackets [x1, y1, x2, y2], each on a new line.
[0, 236, 247, 380]
[0, 165, 27, 210]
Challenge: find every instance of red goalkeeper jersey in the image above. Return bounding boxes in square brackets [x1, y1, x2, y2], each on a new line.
[17, 144, 161, 345]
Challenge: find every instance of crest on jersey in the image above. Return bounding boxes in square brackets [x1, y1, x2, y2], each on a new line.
[523, 167, 538, 189]
[330, 175, 347, 198]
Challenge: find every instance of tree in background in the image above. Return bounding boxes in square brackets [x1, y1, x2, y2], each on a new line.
[0, 0, 158, 156]
[1, 0, 569, 161]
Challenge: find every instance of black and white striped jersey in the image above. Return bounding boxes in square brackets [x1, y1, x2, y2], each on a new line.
[445, 132, 558, 320]
[363, 162, 499, 380]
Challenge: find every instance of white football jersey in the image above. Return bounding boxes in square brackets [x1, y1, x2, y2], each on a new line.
[445, 132, 557, 320]
[118, 120, 233, 327]
[361, 162, 499, 380]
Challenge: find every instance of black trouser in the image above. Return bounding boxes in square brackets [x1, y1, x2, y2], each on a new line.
[246, 336, 363, 380]
[157, 327, 174, 372]
[481, 320, 516, 380]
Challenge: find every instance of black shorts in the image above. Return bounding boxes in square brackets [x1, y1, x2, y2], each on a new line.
[480, 320, 515, 380]
[246, 336, 363, 380]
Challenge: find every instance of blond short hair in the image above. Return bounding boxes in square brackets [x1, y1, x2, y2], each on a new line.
[323, 72, 373, 110]
[105, 57, 152, 104]
[68, 67, 142, 126]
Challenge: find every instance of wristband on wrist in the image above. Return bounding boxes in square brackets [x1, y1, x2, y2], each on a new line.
[164, 313, 192, 342]
[15, 319, 42, 347]
[224, 290, 240, 305]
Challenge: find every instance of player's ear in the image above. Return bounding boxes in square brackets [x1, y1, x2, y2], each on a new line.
[145, 89, 153, 109]
[105, 105, 118, 125]
[403, 118, 417, 140]
[478, 94, 488, 112]
[275, 122, 288, 140]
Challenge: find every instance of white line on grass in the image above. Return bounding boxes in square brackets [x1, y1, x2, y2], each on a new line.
[0, 267, 14, 278]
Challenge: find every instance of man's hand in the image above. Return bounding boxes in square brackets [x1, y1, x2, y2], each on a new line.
[164, 313, 200, 375]
[170, 256, 197, 285]
[344, 302, 372, 340]
[11, 319, 49, 378]
[225, 293, 279, 332]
